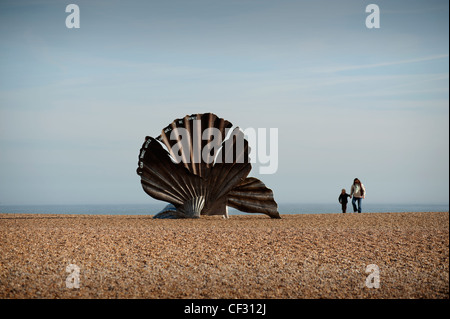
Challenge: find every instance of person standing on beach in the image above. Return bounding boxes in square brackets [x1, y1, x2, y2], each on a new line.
[338, 189, 351, 213]
[350, 178, 366, 213]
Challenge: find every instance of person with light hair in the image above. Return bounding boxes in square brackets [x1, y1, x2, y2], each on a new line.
[350, 178, 366, 213]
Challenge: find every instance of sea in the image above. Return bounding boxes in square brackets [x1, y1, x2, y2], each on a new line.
[0, 203, 448, 215]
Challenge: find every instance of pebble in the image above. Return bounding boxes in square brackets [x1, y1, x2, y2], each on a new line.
[0, 212, 448, 298]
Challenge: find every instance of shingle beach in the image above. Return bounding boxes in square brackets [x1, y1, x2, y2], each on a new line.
[1, 212, 448, 299]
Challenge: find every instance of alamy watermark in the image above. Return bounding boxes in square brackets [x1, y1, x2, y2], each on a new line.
[139, 120, 279, 174]
[365, 264, 380, 289]
[165, 124, 279, 175]
[366, 4, 380, 29]
[299, 263, 381, 289]
[65, 264, 80, 289]
[65, 4, 80, 29]
[65, 4, 380, 30]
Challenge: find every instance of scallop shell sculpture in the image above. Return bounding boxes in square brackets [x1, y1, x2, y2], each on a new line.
[136, 113, 280, 219]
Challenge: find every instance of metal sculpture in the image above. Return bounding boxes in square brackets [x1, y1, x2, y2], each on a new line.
[137, 113, 280, 219]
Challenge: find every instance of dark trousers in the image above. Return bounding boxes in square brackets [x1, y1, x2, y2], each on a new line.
[341, 203, 347, 213]
[352, 197, 362, 213]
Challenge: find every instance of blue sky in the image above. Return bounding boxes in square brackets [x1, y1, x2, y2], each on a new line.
[0, 0, 448, 206]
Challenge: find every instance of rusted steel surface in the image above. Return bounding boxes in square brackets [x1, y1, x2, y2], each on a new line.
[228, 177, 280, 218]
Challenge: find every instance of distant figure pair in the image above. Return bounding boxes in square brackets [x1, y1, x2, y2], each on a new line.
[339, 178, 366, 213]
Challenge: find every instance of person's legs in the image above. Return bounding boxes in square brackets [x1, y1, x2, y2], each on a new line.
[357, 198, 362, 213]
[352, 197, 358, 212]
[342, 203, 347, 213]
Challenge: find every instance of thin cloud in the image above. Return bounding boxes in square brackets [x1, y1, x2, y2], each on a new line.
[314, 54, 449, 73]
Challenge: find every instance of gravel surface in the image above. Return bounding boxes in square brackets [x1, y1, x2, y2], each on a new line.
[1, 212, 448, 299]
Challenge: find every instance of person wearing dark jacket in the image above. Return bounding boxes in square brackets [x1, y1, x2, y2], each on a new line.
[338, 189, 351, 213]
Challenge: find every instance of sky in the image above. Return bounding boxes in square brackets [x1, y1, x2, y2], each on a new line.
[0, 0, 448, 206]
